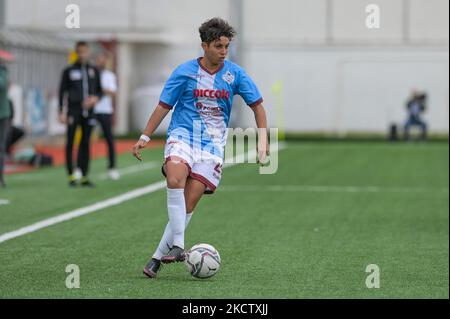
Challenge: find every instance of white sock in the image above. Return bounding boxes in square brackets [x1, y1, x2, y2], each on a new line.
[152, 212, 194, 260]
[185, 212, 193, 227]
[153, 222, 173, 260]
[167, 187, 186, 249]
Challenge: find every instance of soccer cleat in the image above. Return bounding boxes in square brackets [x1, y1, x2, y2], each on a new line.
[80, 178, 95, 187]
[68, 180, 77, 187]
[68, 175, 77, 187]
[161, 246, 186, 264]
[143, 258, 161, 278]
[108, 169, 120, 180]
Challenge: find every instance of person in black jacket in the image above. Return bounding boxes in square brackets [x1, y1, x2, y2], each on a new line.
[58, 41, 102, 187]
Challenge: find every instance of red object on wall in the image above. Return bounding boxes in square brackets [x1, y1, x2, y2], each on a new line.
[0, 49, 15, 62]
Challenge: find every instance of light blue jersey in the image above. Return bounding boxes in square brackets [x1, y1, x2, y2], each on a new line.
[159, 58, 263, 159]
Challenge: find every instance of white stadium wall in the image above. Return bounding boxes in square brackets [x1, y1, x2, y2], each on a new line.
[3, 0, 449, 134]
[237, 47, 449, 134]
[239, 0, 449, 134]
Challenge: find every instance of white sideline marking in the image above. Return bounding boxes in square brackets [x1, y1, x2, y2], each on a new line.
[0, 199, 10, 206]
[0, 143, 286, 244]
[0, 181, 167, 244]
[220, 185, 449, 194]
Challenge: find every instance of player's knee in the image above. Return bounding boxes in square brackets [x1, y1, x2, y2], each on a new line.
[167, 176, 186, 188]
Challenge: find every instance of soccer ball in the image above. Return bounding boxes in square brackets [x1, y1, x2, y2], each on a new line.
[184, 243, 221, 279]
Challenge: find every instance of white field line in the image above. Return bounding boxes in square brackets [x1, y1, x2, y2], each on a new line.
[0, 142, 286, 244]
[0, 199, 10, 206]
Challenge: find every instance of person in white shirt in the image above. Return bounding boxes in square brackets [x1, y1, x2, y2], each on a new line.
[94, 52, 120, 180]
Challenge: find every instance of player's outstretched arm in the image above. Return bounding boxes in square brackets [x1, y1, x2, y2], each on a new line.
[252, 103, 269, 165]
[132, 104, 170, 161]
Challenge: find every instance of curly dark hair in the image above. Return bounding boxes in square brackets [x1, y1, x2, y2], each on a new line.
[199, 17, 236, 44]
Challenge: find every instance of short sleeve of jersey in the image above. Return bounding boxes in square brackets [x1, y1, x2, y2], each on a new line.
[236, 69, 263, 108]
[159, 66, 186, 110]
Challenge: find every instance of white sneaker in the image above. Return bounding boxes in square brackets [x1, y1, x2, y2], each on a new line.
[74, 168, 82, 181]
[108, 169, 120, 180]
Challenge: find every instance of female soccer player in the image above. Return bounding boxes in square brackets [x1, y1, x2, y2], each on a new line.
[132, 17, 268, 278]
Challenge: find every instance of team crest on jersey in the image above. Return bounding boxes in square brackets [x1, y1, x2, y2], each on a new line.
[222, 71, 234, 84]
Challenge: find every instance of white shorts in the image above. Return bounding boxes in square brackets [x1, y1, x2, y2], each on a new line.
[162, 139, 223, 194]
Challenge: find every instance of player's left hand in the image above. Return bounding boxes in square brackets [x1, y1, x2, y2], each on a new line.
[132, 139, 147, 161]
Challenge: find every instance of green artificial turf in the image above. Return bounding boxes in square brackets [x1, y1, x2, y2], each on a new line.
[0, 141, 448, 298]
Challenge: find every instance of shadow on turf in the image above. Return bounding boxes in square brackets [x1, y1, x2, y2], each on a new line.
[138, 273, 219, 282]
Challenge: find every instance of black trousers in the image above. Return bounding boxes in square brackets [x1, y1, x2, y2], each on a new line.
[404, 116, 427, 141]
[7, 125, 25, 154]
[0, 118, 10, 184]
[96, 113, 116, 169]
[66, 112, 95, 177]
